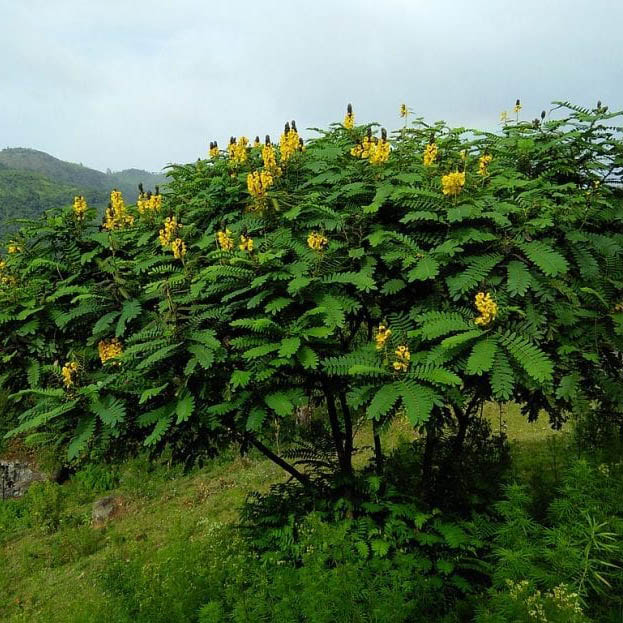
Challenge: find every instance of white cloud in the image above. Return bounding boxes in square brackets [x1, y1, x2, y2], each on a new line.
[0, 0, 621, 171]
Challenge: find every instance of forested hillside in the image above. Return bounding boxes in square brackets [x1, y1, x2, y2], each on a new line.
[0, 148, 167, 233]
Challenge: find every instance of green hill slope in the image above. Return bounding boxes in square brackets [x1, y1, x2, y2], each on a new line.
[0, 148, 167, 235]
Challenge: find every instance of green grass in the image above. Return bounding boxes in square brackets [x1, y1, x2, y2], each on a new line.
[0, 410, 569, 623]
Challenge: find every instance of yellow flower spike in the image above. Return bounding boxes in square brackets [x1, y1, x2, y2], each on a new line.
[239, 234, 254, 252]
[171, 238, 187, 260]
[500, 111, 509, 124]
[375, 324, 392, 350]
[261, 139, 281, 176]
[343, 103, 355, 129]
[392, 344, 411, 372]
[72, 195, 88, 221]
[307, 231, 328, 251]
[103, 189, 134, 231]
[279, 121, 302, 164]
[61, 361, 79, 388]
[159, 216, 180, 248]
[478, 154, 493, 176]
[98, 338, 123, 364]
[209, 141, 219, 158]
[217, 229, 234, 251]
[441, 170, 466, 196]
[474, 291, 498, 326]
[400, 103, 408, 118]
[513, 99, 522, 114]
[423, 142, 438, 167]
[7, 243, 21, 254]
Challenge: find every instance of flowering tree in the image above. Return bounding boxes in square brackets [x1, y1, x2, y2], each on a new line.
[1, 101, 622, 495]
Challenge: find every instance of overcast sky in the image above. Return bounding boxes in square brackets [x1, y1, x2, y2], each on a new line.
[1, 0, 622, 173]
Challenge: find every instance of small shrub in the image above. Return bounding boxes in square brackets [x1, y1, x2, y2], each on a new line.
[73, 462, 119, 494]
[24, 480, 63, 533]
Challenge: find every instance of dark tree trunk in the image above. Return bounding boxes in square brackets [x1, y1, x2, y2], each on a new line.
[422, 415, 439, 491]
[338, 391, 353, 474]
[247, 435, 312, 489]
[321, 378, 349, 475]
[373, 420, 384, 474]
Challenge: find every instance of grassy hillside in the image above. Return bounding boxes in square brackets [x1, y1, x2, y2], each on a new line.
[0, 168, 104, 227]
[0, 409, 567, 623]
[0, 148, 167, 235]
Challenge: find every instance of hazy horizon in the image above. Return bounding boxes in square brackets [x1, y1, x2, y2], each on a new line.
[2, 0, 622, 173]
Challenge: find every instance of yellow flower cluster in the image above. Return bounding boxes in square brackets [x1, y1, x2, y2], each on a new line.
[375, 324, 391, 350]
[228, 136, 249, 165]
[7, 242, 21, 254]
[393, 345, 410, 372]
[343, 104, 355, 129]
[159, 216, 180, 248]
[0, 260, 16, 288]
[61, 361, 79, 388]
[137, 190, 162, 216]
[478, 154, 493, 176]
[500, 111, 509, 124]
[350, 136, 370, 158]
[279, 121, 302, 164]
[171, 238, 187, 260]
[247, 170, 274, 198]
[98, 338, 123, 364]
[104, 190, 134, 231]
[73, 195, 88, 221]
[253, 136, 261, 149]
[423, 142, 438, 167]
[262, 139, 282, 176]
[239, 234, 254, 252]
[307, 231, 328, 251]
[513, 99, 522, 114]
[217, 229, 234, 251]
[209, 141, 219, 158]
[400, 103, 408, 118]
[441, 170, 466, 196]
[370, 133, 390, 165]
[474, 291, 498, 326]
[351, 130, 390, 164]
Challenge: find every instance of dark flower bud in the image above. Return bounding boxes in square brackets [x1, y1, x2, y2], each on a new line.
[284, 122, 290, 134]
[541, 110, 546, 120]
[347, 103, 352, 114]
[299, 137, 304, 147]
[155, 186, 159, 195]
[291, 120, 297, 132]
[230, 136, 235, 144]
[213, 140, 218, 148]
[255, 135, 260, 143]
[597, 100, 602, 108]
[138, 182, 144, 193]
[516, 99, 520, 106]
[367, 127, 372, 139]
[381, 128, 387, 141]
[265, 134, 271, 145]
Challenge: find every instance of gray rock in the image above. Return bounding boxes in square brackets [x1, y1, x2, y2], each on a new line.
[92, 495, 118, 523]
[0, 460, 48, 499]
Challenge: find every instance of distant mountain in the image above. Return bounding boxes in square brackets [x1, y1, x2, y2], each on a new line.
[0, 148, 167, 234]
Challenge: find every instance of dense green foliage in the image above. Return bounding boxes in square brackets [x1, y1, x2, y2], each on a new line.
[2, 101, 622, 480]
[0, 148, 166, 234]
